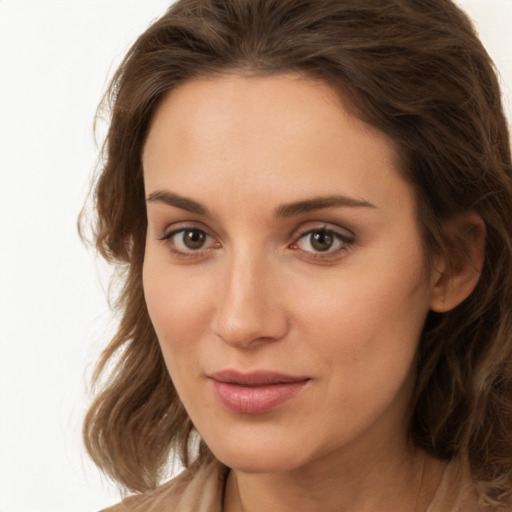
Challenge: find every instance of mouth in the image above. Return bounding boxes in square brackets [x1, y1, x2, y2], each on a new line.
[208, 370, 311, 414]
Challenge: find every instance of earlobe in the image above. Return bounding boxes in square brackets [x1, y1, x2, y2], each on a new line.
[429, 212, 486, 313]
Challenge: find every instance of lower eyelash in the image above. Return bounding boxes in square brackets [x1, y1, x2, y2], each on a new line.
[302, 242, 353, 260]
[157, 228, 218, 260]
[156, 226, 354, 262]
[295, 230, 355, 260]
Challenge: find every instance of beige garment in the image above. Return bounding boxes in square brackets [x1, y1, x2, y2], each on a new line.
[101, 457, 481, 512]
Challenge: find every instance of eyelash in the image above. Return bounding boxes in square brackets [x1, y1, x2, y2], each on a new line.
[157, 224, 355, 261]
[290, 227, 355, 261]
[158, 226, 218, 260]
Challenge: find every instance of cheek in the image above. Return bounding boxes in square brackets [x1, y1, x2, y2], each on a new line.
[293, 250, 428, 342]
[142, 253, 213, 368]
[293, 236, 431, 383]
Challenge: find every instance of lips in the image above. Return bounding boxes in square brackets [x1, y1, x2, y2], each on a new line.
[208, 370, 310, 414]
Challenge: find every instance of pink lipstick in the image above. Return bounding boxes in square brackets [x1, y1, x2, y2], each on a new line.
[208, 370, 310, 414]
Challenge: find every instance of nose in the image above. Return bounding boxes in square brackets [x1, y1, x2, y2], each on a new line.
[211, 249, 289, 349]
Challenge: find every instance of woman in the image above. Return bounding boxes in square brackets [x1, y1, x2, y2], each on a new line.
[82, 0, 512, 510]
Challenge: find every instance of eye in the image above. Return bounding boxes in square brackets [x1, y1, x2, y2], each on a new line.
[178, 229, 208, 250]
[302, 230, 336, 252]
[159, 227, 217, 255]
[293, 227, 354, 256]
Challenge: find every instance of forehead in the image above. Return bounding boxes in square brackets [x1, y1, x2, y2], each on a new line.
[142, 73, 413, 216]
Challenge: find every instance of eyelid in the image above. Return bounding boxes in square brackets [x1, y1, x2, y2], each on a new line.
[157, 220, 215, 240]
[290, 221, 355, 242]
[157, 222, 221, 258]
[289, 222, 355, 259]
[155, 220, 354, 261]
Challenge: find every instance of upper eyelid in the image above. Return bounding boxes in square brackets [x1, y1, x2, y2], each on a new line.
[155, 220, 355, 244]
[291, 222, 355, 240]
[159, 228, 218, 257]
[292, 228, 354, 251]
[157, 221, 215, 240]
[298, 226, 353, 238]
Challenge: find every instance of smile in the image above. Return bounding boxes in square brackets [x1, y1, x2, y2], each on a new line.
[208, 370, 310, 414]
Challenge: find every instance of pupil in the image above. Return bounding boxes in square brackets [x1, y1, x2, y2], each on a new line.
[184, 230, 205, 249]
[311, 231, 333, 251]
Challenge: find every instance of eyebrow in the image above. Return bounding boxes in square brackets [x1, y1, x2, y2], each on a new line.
[146, 190, 376, 218]
[274, 195, 376, 218]
[146, 190, 212, 217]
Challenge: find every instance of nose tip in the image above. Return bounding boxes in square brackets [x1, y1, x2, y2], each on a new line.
[213, 316, 276, 348]
[212, 292, 289, 348]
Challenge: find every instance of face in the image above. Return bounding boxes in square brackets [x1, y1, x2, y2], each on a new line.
[142, 74, 437, 473]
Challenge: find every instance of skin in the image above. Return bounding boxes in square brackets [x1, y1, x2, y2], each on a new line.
[142, 74, 480, 512]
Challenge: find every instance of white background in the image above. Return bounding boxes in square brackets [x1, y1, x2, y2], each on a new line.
[0, 1, 511, 511]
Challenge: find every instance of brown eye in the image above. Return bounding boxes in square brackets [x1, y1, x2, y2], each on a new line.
[294, 226, 354, 257]
[182, 229, 207, 249]
[161, 227, 216, 255]
[310, 231, 334, 252]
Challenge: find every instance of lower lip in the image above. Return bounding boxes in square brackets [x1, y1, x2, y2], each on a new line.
[210, 379, 309, 414]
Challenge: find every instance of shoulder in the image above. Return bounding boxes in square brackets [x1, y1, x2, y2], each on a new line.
[100, 458, 228, 512]
[427, 458, 482, 512]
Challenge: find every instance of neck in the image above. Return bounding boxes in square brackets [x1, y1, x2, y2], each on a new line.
[224, 441, 446, 512]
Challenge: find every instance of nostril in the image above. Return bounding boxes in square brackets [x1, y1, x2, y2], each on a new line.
[211, 301, 288, 348]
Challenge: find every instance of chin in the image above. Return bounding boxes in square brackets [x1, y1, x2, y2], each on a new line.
[200, 425, 318, 473]
[215, 447, 307, 474]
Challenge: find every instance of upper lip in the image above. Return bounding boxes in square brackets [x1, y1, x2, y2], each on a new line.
[208, 370, 310, 386]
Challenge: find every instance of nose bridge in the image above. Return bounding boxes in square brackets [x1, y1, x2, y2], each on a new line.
[212, 244, 287, 347]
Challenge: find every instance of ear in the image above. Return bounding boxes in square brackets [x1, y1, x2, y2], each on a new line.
[429, 212, 486, 313]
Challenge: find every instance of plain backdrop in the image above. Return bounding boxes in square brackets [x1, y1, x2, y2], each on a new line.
[0, 1, 511, 511]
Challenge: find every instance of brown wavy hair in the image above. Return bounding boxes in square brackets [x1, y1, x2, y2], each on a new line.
[81, 0, 512, 507]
